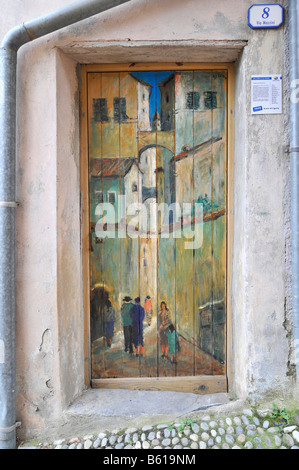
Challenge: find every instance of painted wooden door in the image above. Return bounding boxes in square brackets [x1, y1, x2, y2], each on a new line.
[87, 68, 227, 391]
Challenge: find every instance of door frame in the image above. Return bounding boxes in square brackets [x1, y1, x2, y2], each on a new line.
[80, 62, 234, 394]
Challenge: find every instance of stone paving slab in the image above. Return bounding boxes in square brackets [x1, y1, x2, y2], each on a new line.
[66, 389, 230, 417]
[18, 389, 230, 444]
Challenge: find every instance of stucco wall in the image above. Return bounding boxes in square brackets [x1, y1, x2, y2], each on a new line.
[0, 0, 295, 439]
[232, 30, 291, 400]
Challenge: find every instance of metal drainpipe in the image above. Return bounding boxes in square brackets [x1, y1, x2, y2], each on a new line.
[0, 0, 132, 449]
[289, 0, 299, 380]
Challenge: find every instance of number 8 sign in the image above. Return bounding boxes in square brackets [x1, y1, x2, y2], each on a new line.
[248, 4, 284, 29]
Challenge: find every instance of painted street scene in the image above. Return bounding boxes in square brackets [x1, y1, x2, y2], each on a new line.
[88, 70, 227, 379]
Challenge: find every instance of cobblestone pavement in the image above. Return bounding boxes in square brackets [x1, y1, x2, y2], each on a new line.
[18, 407, 299, 450]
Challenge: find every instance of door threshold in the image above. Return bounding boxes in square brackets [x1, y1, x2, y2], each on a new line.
[92, 375, 227, 395]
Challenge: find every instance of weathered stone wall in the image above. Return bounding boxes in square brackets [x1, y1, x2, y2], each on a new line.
[0, 0, 295, 438]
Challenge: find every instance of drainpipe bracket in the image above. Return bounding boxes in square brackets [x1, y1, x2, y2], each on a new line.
[0, 421, 21, 440]
[0, 201, 19, 208]
[284, 146, 299, 153]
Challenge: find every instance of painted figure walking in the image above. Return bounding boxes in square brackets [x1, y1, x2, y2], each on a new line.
[132, 297, 145, 356]
[121, 296, 134, 354]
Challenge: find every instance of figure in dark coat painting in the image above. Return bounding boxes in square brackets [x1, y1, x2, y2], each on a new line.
[121, 296, 134, 354]
[132, 297, 145, 356]
[103, 298, 116, 348]
[158, 301, 172, 359]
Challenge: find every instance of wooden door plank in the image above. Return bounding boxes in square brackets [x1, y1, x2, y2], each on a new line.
[135, 71, 159, 378]
[174, 71, 195, 377]
[193, 71, 214, 376]
[211, 71, 227, 373]
[87, 72, 105, 379]
[156, 70, 176, 378]
[102, 72, 122, 378]
[117, 71, 141, 378]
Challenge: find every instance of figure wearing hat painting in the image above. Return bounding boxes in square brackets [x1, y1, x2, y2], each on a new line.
[121, 296, 134, 354]
[132, 297, 145, 357]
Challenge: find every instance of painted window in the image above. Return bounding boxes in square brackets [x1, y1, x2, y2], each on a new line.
[204, 91, 217, 109]
[186, 91, 200, 110]
[94, 190, 104, 204]
[107, 191, 116, 205]
[114, 97, 128, 122]
[93, 98, 108, 122]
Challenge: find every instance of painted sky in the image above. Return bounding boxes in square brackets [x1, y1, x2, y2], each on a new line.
[130, 71, 174, 126]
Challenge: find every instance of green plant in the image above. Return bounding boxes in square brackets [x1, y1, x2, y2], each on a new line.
[271, 402, 290, 424]
[177, 417, 195, 434]
[185, 417, 195, 428]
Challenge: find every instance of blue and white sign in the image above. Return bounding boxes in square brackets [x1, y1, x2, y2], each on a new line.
[251, 75, 282, 114]
[248, 4, 284, 29]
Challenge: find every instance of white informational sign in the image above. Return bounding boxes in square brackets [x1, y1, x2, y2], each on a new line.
[248, 4, 284, 29]
[251, 75, 282, 115]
